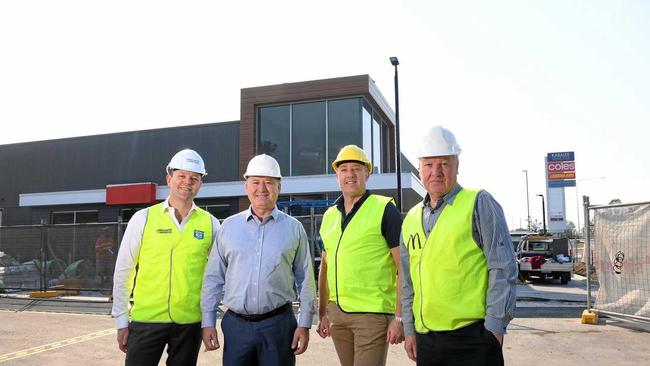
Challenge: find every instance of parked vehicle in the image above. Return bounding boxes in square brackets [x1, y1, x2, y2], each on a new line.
[516, 235, 573, 284]
[0, 252, 40, 290]
[510, 230, 537, 251]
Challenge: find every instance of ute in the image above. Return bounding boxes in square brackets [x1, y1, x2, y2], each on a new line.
[516, 235, 573, 284]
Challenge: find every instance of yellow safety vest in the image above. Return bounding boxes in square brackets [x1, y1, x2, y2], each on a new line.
[130, 203, 212, 323]
[402, 188, 487, 332]
[320, 194, 396, 313]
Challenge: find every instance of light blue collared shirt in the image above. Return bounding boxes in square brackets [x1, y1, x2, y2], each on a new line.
[201, 206, 316, 329]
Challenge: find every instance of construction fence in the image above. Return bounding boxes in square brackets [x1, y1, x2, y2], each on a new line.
[584, 197, 650, 324]
[0, 212, 326, 294]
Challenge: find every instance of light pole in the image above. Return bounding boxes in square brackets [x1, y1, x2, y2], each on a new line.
[575, 177, 605, 237]
[536, 194, 547, 235]
[522, 170, 530, 230]
[389, 56, 402, 212]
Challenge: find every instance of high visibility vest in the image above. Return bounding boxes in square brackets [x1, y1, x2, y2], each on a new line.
[130, 203, 212, 323]
[402, 188, 488, 332]
[320, 194, 396, 313]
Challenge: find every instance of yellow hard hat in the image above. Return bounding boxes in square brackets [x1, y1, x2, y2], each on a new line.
[331, 145, 372, 172]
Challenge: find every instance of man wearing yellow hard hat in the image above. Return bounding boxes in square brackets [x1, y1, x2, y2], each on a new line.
[112, 149, 220, 365]
[316, 145, 404, 366]
[400, 126, 517, 365]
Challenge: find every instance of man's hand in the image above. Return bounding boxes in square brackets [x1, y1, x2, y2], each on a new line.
[491, 331, 503, 346]
[116, 328, 129, 353]
[202, 327, 220, 351]
[386, 318, 404, 344]
[316, 315, 331, 338]
[404, 335, 416, 362]
[291, 327, 310, 355]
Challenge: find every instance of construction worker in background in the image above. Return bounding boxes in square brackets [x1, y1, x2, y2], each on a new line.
[200, 154, 316, 366]
[111, 149, 220, 366]
[400, 126, 517, 365]
[316, 145, 404, 366]
[95, 226, 115, 290]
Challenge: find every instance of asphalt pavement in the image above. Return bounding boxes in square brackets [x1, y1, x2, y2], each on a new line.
[1, 276, 649, 365]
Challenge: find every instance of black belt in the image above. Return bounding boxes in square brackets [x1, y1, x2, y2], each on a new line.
[229, 303, 292, 322]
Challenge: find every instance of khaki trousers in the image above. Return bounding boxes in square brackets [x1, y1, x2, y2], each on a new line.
[327, 302, 391, 366]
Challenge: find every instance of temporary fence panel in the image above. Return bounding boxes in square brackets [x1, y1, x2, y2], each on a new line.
[293, 212, 325, 279]
[588, 199, 650, 322]
[0, 225, 43, 290]
[0, 223, 120, 293]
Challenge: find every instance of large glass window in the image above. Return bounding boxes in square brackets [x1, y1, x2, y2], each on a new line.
[258, 105, 290, 176]
[372, 114, 381, 174]
[361, 103, 372, 169]
[257, 97, 389, 177]
[328, 98, 362, 173]
[292, 102, 326, 175]
[382, 122, 391, 173]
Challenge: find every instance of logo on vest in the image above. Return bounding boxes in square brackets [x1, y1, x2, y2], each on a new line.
[194, 230, 204, 240]
[156, 228, 173, 234]
[407, 233, 422, 250]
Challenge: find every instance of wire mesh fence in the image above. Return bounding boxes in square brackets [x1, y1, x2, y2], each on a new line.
[585, 198, 650, 323]
[0, 222, 124, 294]
[0, 212, 327, 295]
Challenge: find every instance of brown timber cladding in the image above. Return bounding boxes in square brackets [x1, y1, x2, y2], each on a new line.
[239, 74, 396, 181]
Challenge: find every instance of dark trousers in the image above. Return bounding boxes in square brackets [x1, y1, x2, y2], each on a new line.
[221, 307, 297, 366]
[415, 321, 504, 366]
[125, 322, 202, 366]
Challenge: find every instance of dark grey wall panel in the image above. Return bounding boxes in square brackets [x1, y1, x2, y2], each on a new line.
[0, 122, 240, 209]
[2, 207, 31, 226]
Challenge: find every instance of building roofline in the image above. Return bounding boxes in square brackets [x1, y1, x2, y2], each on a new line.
[0, 120, 240, 148]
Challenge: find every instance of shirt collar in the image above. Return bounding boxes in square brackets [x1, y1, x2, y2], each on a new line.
[422, 183, 462, 209]
[333, 190, 371, 213]
[162, 198, 198, 214]
[246, 205, 280, 222]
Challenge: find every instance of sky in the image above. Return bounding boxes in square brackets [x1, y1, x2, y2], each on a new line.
[1, 0, 649, 230]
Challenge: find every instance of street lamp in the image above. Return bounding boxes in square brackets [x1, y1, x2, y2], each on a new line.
[389, 56, 402, 212]
[536, 194, 547, 235]
[575, 177, 606, 237]
[522, 170, 530, 230]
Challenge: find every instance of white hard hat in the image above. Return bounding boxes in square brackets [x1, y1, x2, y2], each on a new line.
[166, 149, 207, 176]
[243, 154, 282, 179]
[415, 125, 462, 158]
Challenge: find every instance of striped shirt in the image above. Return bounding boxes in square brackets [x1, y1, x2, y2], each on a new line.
[400, 183, 517, 336]
[201, 206, 316, 329]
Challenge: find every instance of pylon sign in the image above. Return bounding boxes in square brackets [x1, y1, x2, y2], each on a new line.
[545, 151, 576, 233]
[547, 152, 576, 188]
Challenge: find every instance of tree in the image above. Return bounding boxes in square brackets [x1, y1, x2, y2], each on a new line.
[564, 220, 577, 238]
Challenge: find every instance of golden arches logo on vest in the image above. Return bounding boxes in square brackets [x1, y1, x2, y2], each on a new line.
[407, 233, 422, 250]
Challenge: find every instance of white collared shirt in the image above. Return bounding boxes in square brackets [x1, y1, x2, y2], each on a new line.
[111, 198, 220, 328]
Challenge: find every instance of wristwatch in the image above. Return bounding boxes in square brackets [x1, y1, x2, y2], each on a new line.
[394, 316, 403, 323]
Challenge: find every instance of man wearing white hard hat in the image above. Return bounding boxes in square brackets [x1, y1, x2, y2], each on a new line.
[200, 154, 316, 366]
[400, 126, 517, 365]
[111, 149, 220, 366]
